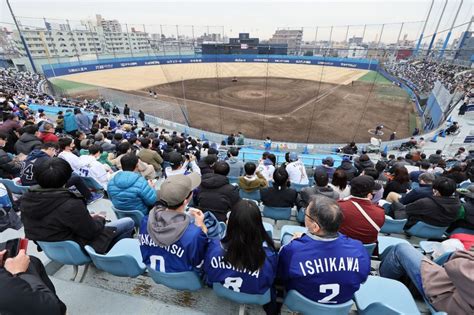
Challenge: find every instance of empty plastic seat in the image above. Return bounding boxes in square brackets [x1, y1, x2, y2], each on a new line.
[378, 236, 410, 256]
[406, 222, 448, 239]
[84, 239, 145, 277]
[262, 206, 292, 221]
[449, 227, 474, 235]
[147, 267, 202, 291]
[296, 207, 305, 223]
[212, 283, 270, 314]
[380, 216, 407, 234]
[354, 276, 421, 315]
[227, 176, 239, 185]
[38, 240, 91, 281]
[363, 243, 376, 256]
[112, 206, 144, 227]
[280, 225, 307, 246]
[290, 182, 309, 192]
[284, 290, 353, 315]
[239, 189, 261, 202]
[262, 222, 274, 238]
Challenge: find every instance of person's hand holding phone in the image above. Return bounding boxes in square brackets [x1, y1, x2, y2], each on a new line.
[4, 249, 30, 275]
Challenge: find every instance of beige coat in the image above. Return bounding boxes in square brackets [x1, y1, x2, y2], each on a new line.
[137, 148, 163, 172]
[110, 154, 156, 180]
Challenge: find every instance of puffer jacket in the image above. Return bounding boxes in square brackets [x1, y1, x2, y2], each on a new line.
[337, 160, 358, 180]
[197, 173, 240, 221]
[63, 111, 78, 133]
[107, 171, 157, 214]
[14, 133, 42, 155]
[354, 157, 374, 173]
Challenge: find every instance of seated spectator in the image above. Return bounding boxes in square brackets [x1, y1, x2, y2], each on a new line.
[165, 151, 201, 177]
[14, 125, 42, 155]
[410, 161, 431, 183]
[94, 132, 115, 153]
[375, 160, 389, 186]
[380, 243, 473, 314]
[298, 169, 339, 209]
[58, 137, 81, 172]
[225, 147, 244, 177]
[398, 172, 435, 204]
[383, 166, 411, 199]
[0, 249, 66, 315]
[338, 176, 385, 244]
[137, 138, 163, 174]
[341, 141, 358, 155]
[278, 196, 370, 304]
[257, 152, 276, 182]
[239, 162, 267, 192]
[74, 108, 91, 134]
[260, 167, 298, 208]
[448, 185, 474, 232]
[429, 149, 443, 165]
[314, 157, 336, 180]
[107, 154, 157, 215]
[63, 109, 78, 135]
[204, 200, 277, 313]
[354, 154, 374, 174]
[444, 164, 467, 184]
[38, 123, 58, 143]
[390, 177, 461, 230]
[454, 147, 468, 162]
[139, 173, 208, 272]
[111, 142, 155, 179]
[362, 168, 384, 204]
[336, 156, 358, 181]
[197, 153, 217, 175]
[197, 161, 240, 221]
[329, 169, 351, 199]
[285, 152, 309, 185]
[20, 142, 58, 186]
[20, 158, 134, 254]
[0, 131, 20, 178]
[78, 144, 112, 189]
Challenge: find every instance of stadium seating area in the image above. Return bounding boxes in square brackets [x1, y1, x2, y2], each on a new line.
[1, 67, 473, 315]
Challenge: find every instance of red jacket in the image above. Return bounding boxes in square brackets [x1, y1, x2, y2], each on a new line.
[338, 197, 385, 244]
[39, 132, 58, 143]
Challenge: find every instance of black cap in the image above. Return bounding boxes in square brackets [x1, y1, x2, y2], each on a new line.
[351, 175, 382, 196]
[168, 151, 184, 166]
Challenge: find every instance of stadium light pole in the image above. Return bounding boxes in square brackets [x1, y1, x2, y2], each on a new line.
[414, 0, 435, 56]
[439, 0, 463, 59]
[454, 15, 473, 59]
[426, 0, 449, 57]
[6, 0, 37, 73]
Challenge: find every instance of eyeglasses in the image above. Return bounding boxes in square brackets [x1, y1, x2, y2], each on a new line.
[304, 213, 319, 225]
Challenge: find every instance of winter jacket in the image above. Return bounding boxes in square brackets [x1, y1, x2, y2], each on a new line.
[297, 185, 340, 209]
[260, 186, 298, 208]
[63, 111, 77, 133]
[75, 113, 91, 134]
[354, 157, 374, 174]
[383, 180, 411, 199]
[94, 140, 116, 153]
[107, 171, 157, 215]
[39, 132, 58, 143]
[197, 173, 240, 221]
[314, 165, 336, 180]
[404, 195, 461, 229]
[20, 150, 50, 186]
[138, 148, 163, 172]
[399, 184, 433, 205]
[337, 160, 358, 181]
[226, 157, 244, 177]
[238, 173, 267, 192]
[20, 187, 117, 254]
[14, 133, 42, 155]
[0, 148, 20, 178]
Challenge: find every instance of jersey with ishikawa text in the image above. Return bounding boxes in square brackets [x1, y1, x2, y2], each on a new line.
[278, 233, 370, 304]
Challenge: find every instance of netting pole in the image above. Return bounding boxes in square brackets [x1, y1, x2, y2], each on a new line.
[395, 22, 404, 60]
[305, 52, 326, 143]
[125, 23, 134, 57]
[143, 24, 151, 57]
[439, 0, 464, 59]
[344, 25, 350, 43]
[176, 25, 181, 56]
[41, 17, 57, 77]
[66, 19, 80, 63]
[313, 26, 318, 55]
[361, 24, 367, 43]
[261, 48, 270, 139]
[160, 24, 166, 56]
[191, 25, 195, 51]
[86, 21, 99, 61]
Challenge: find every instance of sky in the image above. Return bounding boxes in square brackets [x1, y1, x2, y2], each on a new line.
[1, 0, 472, 43]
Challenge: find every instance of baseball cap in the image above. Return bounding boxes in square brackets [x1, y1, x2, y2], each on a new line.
[289, 152, 298, 161]
[350, 175, 382, 196]
[458, 184, 474, 199]
[159, 173, 201, 207]
[168, 151, 184, 166]
[323, 156, 334, 167]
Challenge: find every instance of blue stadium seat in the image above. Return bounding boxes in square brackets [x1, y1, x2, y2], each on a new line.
[212, 283, 270, 314]
[280, 225, 307, 246]
[296, 207, 305, 223]
[262, 222, 274, 239]
[227, 176, 239, 185]
[433, 251, 454, 266]
[262, 206, 292, 221]
[147, 267, 202, 291]
[378, 236, 410, 256]
[284, 290, 353, 315]
[449, 227, 474, 235]
[112, 206, 144, 227]
[458, 180, 471, 189]
[38, 240, 91, 282]
[84, 239, 146, 277]
[81, 176, 104, 191]
[239, 189, 261, 202]
[354, 276, 421, 315]
[380, 216, 407, 234]
[290, 182, 309, 192]
[406, 222, 448, 239]
[0, 178, 29, 195]
[363, 243, 376, 256]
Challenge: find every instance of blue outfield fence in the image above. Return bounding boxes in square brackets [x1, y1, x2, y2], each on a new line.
[42, 54, 379, 78]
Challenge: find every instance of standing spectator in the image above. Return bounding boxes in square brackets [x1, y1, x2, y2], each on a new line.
[0, 131, 20, 178]
[278, 196, 370, 304]
[329, 169, 351, 199]
[112, 105, 120, 116]
[354, 154, 374, 174]
[286, 152, 309, 185]
[58, 137, 81, 172]
[260, 167, 298, 208]
[138, 110, 145, 123]
[264, 137, 272, 151]
[236, 131, 245, 146]
[38, 123, 58, 143]
[14, 125, 42, 155]
[107, 154, 157, 215]
[197, 161, 240, 221]
[204, 200, 277, 314]
[225, 147, 244, 177]
[429, 149, 443, 165]
[123, 104, 130, 118]
[239, 162, 267, 192]
[227, 133, 235, 146]
[337, 176, 385, 244]
[340, 141, 358, 155]
[74, 108, 91, 134]
[257, 153, 276, 182]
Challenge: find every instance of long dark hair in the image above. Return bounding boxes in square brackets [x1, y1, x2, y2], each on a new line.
[331, 169, 347, 190]
[222, 200, 276, 272]
[273, 166, 289, 190]
[393, 166, 410, 184]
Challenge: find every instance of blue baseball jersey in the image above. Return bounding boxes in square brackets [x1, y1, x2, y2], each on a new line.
[139, 215, 208, 272]
[278, 233, 370, 304]
[203, 239, 278, 295]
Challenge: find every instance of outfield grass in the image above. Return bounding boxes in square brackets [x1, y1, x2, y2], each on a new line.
[357, 71, 393, 85]
[49, 78, 98, 92]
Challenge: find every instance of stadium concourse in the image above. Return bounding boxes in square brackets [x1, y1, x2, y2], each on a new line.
[0, 65, 473, 315]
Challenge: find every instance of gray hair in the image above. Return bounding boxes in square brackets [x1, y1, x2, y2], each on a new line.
[419, 172, 435, 184]
[307, 195, 343, 235]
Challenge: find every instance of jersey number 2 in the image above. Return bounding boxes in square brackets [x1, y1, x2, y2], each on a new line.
[318, 283, 340, 304]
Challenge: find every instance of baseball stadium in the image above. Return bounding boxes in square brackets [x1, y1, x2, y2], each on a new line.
[1, 0, 474, 314]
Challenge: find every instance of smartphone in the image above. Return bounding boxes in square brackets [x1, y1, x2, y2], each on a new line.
[0, 238, 21, 267]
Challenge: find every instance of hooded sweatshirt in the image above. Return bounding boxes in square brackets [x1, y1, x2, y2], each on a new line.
[197, 173, 240, 221]
[337, 160, 358, 180]
[405, 195, 461, 229]
[14, 133, 42, 155]
[139, 207, 208, 272]
[226, 157, 244, 177]
[63, 111, 78, 133]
